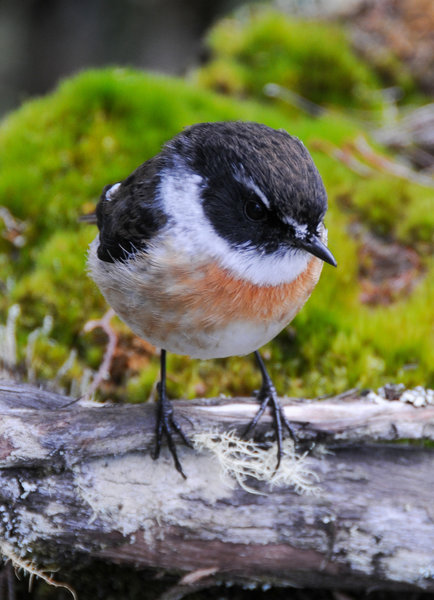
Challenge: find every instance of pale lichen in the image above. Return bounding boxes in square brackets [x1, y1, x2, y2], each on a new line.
[25, 315, 53, 381]
[82, 308, 117, 398]
[399, 386, 434, 408]
[193, 429, 320, 495]
[0, 304, 96, 396]
[0, 304, 20, 373]
[366, 384, 434, 407]
[0, 541, 77, 600]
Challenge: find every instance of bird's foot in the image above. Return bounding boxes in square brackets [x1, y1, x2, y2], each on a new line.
[244, 354, 297, 472]
[152, 382, 193, 478]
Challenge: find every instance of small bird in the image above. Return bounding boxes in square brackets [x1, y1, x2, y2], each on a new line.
[87, 121, 336, 477]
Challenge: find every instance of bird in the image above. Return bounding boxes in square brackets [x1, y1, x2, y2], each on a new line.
[86, 121, 337, 478]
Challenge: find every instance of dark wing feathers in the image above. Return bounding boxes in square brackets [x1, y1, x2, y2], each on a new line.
[92, 156, 167, 263]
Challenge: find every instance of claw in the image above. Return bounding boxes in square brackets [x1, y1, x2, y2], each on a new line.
[152, 350, 192, 478]
[243, 351, 297, 470]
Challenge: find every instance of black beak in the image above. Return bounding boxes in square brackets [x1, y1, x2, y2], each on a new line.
[298, 235, 337, 267]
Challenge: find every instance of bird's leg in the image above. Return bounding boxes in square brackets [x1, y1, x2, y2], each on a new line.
[243, 350, 297, 470]
[0, 562, 16, 600]
[152, 349, 192, 478]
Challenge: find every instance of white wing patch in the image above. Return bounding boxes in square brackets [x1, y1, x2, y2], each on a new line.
[105, 182, 121, 201]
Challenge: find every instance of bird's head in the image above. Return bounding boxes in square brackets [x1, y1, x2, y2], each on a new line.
[158, 121, 336, 286]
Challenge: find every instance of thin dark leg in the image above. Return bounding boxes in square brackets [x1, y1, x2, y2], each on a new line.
[152, 349, 193, 478]
[243, 350, 297, 470]
[0, 562, 16, 600]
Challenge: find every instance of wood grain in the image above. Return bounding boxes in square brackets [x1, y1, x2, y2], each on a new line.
[0, 381, 433, 592]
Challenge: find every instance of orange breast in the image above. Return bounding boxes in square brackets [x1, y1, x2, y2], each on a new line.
[160, 254, 324, 329]
[96, 244, 324, 357]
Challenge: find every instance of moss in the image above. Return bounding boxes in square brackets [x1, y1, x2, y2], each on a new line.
[195, 9, 383, 111]
[356, 44, 418, 100]
[11, 228, 99, 347]
[125, 361, 160, 404]
[337, 176, 434, 248]
[0, 62, 432, 401]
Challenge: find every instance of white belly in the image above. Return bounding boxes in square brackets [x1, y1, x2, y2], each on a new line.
[144, 317, 286, 359]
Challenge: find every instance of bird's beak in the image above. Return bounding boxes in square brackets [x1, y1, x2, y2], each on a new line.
[298, 235, 337, 267]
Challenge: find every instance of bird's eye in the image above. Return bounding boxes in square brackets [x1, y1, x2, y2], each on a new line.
[244, 196, 267, 222]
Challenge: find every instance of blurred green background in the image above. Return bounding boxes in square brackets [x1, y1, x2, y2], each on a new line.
[0, 3, 433, 406]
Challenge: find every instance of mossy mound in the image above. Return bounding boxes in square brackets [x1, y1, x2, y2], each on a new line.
[195, 9, 385, 111]
[0, 62, 432, 401]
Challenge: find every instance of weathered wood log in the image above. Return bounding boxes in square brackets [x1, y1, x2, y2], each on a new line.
[0, 380, 433, 594]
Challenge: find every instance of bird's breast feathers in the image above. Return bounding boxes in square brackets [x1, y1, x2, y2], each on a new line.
[88, 236, 323, 358]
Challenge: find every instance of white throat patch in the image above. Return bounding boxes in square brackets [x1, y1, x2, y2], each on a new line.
[158, 167, 310, 286]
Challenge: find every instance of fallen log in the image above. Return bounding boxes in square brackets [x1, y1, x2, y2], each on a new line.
[0, 381, 433, 594]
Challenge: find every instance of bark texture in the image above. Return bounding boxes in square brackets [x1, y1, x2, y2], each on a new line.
[0, 381, 433, 593]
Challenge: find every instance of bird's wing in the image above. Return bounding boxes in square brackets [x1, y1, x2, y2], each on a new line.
[93, 155, 168, 263]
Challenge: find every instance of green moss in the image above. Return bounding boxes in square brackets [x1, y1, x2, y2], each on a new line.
[11, 228, 99, 347]
[337, 176, 434, 248]
[0, 64, 432, 401]
[196, 10, 383, 110]
[126, 361, 160, 404]
[357, 44, 417, 99]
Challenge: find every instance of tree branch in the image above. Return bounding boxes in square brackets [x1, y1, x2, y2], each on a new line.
[0, 381, 433, 593]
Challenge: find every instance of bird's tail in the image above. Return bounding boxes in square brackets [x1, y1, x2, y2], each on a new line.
[79, 212, 97, 224]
